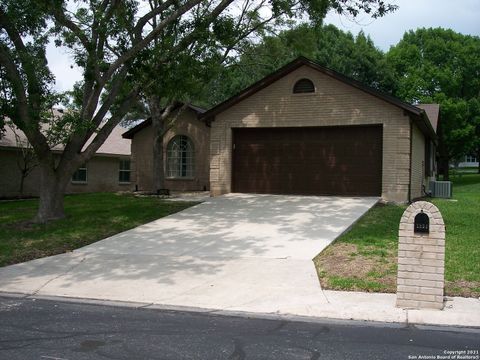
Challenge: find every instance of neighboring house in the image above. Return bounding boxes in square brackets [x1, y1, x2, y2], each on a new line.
[201, 57, 439, 203]
[0, 121, 132, 198]
[456, 154, 479, 168]
[122, 104, 210, 192]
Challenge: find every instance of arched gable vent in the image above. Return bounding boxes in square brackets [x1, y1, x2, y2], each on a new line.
[293, 78, 315, 94]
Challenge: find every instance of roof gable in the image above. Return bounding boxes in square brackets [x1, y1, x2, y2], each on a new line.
[122, 103, 206, 139]
[416, 104, 440, 132]
[200, 57, 437, 141]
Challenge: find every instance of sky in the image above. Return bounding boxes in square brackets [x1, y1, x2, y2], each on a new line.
[324, 0, 480, 50]
[46, 0, 480, 92]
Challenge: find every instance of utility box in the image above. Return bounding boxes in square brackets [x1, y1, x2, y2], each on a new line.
[396, 201, 445, 310]
[429, 180, 452, 198]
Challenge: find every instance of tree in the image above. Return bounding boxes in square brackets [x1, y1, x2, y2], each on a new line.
[469, 97, 480, 173]
[129, 0, 243, 193]
[202, 23, 395, 106]
[0, 0, 396, 222]
[386, 28, 480, 179]
[7, 122, 38, 195]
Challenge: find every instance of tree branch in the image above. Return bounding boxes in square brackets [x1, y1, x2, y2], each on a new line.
[220, 15, 277, 64]
[47, 4, 100, 116]
[104, 0, 203, 82]
[133, 0, 177, 40]
[0, 44, 53, 164]
[89, 67, 128, 131]
[158, 0, 235, 64]
[0, 45, 28, 124]
[49, 2, 90, 50]
[95, 0, 120, 63]
[79, 88, 140, 163]
[0, 9, 44, 113]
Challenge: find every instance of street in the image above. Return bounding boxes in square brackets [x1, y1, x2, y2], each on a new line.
[0, 295, 478, 360]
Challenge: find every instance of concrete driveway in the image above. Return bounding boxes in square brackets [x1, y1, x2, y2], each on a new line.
[0, 194, 378, 316]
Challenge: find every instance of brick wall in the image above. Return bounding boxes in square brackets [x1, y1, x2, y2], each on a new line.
[130, 108, 210, 192]
[411, 123, 426, 199]
[396, 201, 445, 309]
[131, 124, 154, 191]
[65, 155, 133, 194]
[209, 65, 412, 202]
[0, 148, 132, 198]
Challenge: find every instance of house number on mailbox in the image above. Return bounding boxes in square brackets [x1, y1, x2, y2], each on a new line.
[414, 211, 430, 234]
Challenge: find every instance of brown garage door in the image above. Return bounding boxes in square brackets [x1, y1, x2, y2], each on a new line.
[232, 126, 383, 196]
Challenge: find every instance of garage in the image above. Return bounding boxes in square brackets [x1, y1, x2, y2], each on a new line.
[203, 57, 438, 202]
[232, 125, 383, 196]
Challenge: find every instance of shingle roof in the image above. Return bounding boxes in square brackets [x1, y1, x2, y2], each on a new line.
[416, 104, 440, 132]
[85, 125, 131, 156]
[1, 120, 130, 156]
[122, 103, 206, 139]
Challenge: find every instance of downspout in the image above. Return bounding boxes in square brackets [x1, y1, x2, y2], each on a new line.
[408, 118, 413, 203]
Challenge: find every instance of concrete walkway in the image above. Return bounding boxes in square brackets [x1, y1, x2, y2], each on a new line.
[0, 195, 373, 306]
[0, 194, 478, 327]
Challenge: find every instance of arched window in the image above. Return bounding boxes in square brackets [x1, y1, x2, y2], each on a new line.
[166, 135, 194, 178]
[293, 78, 315, 94]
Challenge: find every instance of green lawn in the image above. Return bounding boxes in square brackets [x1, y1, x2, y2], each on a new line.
[314, 173, 480, 297]
[450, 167, 479, 175]
[0, 193, 197, 267]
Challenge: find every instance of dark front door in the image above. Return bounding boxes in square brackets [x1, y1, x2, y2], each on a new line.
[232, 125, 382, 196]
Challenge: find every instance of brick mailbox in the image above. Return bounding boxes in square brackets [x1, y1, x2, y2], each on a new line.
[396, 201, 445, 310]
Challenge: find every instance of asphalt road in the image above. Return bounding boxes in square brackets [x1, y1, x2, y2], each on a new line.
[0, 295, 478, 360]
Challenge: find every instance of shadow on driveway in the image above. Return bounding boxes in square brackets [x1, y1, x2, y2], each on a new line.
[0, 194, 378, 308]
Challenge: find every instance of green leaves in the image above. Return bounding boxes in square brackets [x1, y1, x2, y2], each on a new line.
[329, 0, 398, 18]
[387, 28, 480, 162]
[0, 0, 47, 35]
[201, 23, 393, 106]
[0, 0, 55, 133]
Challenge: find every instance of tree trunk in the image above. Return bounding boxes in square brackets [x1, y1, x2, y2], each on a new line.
[436, 122, 450, 181]
[477, 148, 480, 174]
[19, 172, 25, 195]
[440, 157, 450, 181]
[149, 96, 165, 193]
[35, 163, 69, 223]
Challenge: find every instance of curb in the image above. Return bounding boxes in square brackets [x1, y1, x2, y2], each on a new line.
[1, 291, 479, 333]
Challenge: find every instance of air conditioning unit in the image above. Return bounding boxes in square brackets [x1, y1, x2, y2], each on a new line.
[429, 180, 452, 198]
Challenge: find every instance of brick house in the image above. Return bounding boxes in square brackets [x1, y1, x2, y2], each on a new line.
[126, 57, 439, 203]
[122, 104, 210, 192]
[203, 57, 439, 203]
[0, 122, 132, 198]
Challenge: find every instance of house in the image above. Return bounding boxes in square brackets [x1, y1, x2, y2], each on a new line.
[0, 120, 132, 198]
[455, 154, 478, 168]
[125, 57, 439, 203]
[122, 104, 210, 192]
[203, 57, 439, 202]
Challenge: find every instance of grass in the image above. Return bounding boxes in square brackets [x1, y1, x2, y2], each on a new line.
[450, 167, 478, 175]
[0, 193, 197, 267]
[314, 173, 480, 298]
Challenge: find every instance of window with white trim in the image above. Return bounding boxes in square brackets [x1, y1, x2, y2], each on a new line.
[465, 155, 478, 163]
[119, 159, 131, 183]
[72, 164, 87, 183]
[166, 135, 194, 178]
